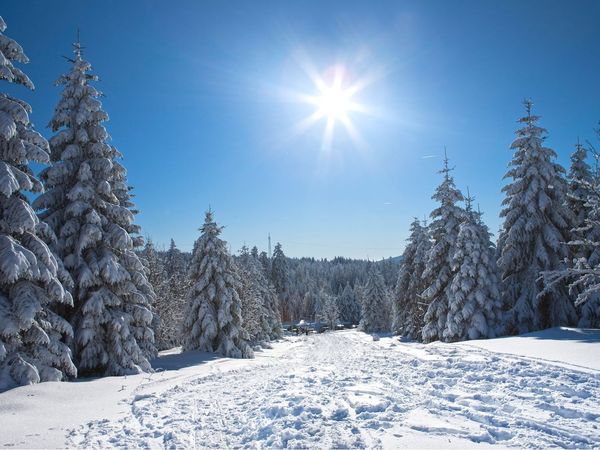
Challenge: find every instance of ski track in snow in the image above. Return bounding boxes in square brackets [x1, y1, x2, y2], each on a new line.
[67, 331, 600, 449]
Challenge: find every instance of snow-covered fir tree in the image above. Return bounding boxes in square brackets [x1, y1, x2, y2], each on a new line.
[142, 239, 176, 350]
[359, 266, 390, 333]
[566, 142, 595, 259]
[318, 292, 339, 330]
[34, 40, 156, 375]
[157, 238, 187, 348]
[421, 153, 465, 343]
[392, 218, 431, 340]
[236, 246, 282, 343]
[337, 282, 360, 325]
[181, 211, 253, 358]
[302, 289, 317, 321]
[258, 250, 270, 275]
[444, 197, 502, 341]
[497, 100, 576, 333]
[236, 259, 263, 344]
[542, 131, 600, 328]
[0, 16, 77, 390]
[270, 242, 290, 320]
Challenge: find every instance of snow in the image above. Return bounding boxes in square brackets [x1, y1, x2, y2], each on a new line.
[461, 327, 600, 373]
[0, 328, 599, 448]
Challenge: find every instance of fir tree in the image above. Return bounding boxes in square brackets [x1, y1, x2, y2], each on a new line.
[236, 246, 282, 343]
[359, 267, 390, 333]
[337, 282, 360, 325]
[444, 197, 502, 342]
[421, 152, 465, 343]
[318, 292, 339, 330]
[302, 289, 317, 321]
[181, 211, 253, 358]
[497, 100, 576, 333]
[0, 16, 77, 390]
[392, 218, 431, 340]
[542, 130, 600, 328]
[270, 242, 290, 320]
[258, 250, 270, 275]
[566, 142, 594, 259]
[34, 40, 156, 375]
[142, 239, 177, 350]
[160, 238, 187, 347]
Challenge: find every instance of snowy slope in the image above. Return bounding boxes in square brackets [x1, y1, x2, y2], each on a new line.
[0, 329, 599, 449]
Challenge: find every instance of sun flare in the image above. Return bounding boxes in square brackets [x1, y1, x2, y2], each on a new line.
[313, 78, 353, 123]
[284, 61, 376, 152]
[278, 50, 384, 154]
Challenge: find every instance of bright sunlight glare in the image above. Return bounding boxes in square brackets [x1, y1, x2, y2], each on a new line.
[282, 56, 380, 153]
[312, 69, 354, 123]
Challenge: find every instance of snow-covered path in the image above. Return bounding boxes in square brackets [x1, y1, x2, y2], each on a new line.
[64, 330, 599, 449]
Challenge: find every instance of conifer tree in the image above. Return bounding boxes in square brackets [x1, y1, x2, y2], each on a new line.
[566, 142, 595, 260]
[444, 197, 502, 341]
[271, 242, 290, 320]
[0, 16, 77, 390]
[160, 238, 187, 346]
[142, 239, 177, 350]
[302, 289, 317, 321]
[392, 218, 431, 339]
[318, 292, 339, 330]
[34, 40, 156, 375]
[421, 153, 465, 343]
[258, 250, 270, 275]
[337, 282, 360, 325]
[182, 211, 253, 358]
[236, 246, 282, 343]
[567, 143, 594, 231]
[497, 100, 576, 333]
[542, 131, 600, 328]
[359, 267, 390, 333]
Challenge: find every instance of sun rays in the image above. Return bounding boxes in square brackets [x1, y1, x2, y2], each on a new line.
[283, 50, 380, 154]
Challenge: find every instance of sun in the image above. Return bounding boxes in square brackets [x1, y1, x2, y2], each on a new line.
[288, 62, 372, 152]
[276, 52, 382, 154]
[306, 65, 360, 129]
[314, 75, 353, 123]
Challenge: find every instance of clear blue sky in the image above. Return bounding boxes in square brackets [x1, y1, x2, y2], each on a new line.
[3, 0, 599, 259]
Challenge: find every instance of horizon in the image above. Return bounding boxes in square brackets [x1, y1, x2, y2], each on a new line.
[2, 0, 599, 259]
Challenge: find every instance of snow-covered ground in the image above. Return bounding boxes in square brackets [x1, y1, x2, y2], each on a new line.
[1, 328, 599, 449]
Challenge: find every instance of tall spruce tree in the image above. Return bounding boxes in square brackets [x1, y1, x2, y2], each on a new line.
[318, 292, 339, 330]
[158, 238, 187, 347]
[392, 218, 431, 340]
[497, 100, 576, 333]
[444, 197, 502, 342]
[359, 267, 390, 333]
[181, 211, 253, 358]
[337, 282, 360, 325]
[270, 242, 290, 321]
[421, 153, 465, 343]
[566, 142, 594, 259]
[142, 239, 177, 350]
[34, 40, 156, 375]
[236, 246, 282, 343]
[0, 16, 76, 390]
[542, 132, 600, 328]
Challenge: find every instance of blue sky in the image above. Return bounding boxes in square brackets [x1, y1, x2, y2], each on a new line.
[3, 0, 599, 259]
